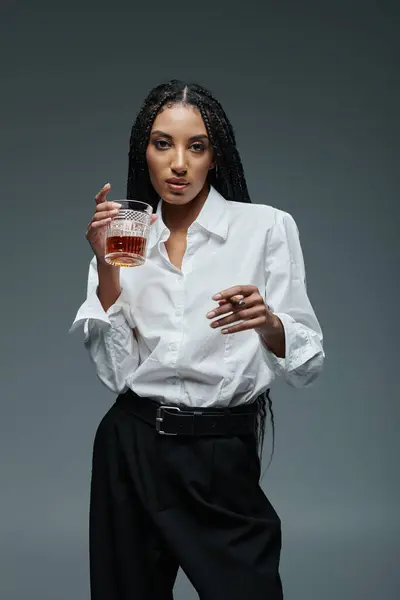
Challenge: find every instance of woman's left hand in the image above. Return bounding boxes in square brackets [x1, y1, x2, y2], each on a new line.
[206, 285, 280, 336]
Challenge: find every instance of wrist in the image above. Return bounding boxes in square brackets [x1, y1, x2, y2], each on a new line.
[257, 314, 286, 358]
[96, 258, 121, 310]
[96, 254, 110, 268]
[97, 257, 120, 276]
[258, 314, 283, 341]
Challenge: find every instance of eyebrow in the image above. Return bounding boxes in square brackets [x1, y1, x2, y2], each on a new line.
[151, 130, 209, 142]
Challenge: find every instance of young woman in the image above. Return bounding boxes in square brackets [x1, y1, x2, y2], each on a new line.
[71, 79, 324, 600]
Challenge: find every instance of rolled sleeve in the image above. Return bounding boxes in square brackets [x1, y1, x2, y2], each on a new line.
[69, 285, 134, 340]
[261, 211, 325, 387]
[69, 257, 139, 393]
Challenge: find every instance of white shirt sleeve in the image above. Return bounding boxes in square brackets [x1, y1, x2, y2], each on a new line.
[69, 257, 139, 394]
[260, 210, 325, 387]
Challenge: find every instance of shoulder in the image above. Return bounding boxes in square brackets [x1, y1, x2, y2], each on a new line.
[226, 200, 298, 234]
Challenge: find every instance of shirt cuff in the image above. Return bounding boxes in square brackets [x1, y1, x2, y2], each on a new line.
[69, 286, 133, 334]
[260, 312, 321, 375]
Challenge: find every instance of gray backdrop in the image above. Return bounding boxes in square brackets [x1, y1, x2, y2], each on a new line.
[1, 0, 399, 598]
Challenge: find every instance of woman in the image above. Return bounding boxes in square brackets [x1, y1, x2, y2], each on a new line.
[71, 79, 324, 600]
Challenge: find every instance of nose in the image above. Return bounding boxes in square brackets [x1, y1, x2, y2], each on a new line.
[170, 148, 187, 175]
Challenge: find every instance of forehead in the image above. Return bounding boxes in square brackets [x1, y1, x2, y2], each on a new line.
[151, 103, 207, 135]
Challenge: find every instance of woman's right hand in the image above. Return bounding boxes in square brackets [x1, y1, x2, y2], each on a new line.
[86, 183, 121, 264]
[86, 183, 157, 264]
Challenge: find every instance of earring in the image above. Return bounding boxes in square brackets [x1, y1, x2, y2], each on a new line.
[210, 164, 218, 176]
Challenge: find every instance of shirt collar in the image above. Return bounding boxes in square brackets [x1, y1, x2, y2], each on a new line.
[147, 185, 229, 250]
[147, 200, 168, 250]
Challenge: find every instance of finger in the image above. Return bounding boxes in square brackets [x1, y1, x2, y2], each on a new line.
[212, 285, 256, 301]
[92, 210, 157, 224]
[86, 219, 112, 238]
[210, 306, 263, 329]
[87, 218, 112, 232]
[206, 302, 236, 319]
[95, 182, 111, 205]
[230, 295, 247, 308]
[96, 200, 121, 212]
[89, 210, 158, 230]
[206, 293, 261, 319]
[221, 316, 267, 335]
[92, 207, 120, 221]
[94, 203, 157, 221]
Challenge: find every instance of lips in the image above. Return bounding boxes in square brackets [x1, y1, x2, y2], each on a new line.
[166, 178, 189, 191]
[166, 178, 189, 185]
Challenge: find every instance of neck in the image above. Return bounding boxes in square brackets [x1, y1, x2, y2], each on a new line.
[162, 183, 210, 233]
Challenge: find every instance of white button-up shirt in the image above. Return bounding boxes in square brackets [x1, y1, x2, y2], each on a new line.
[70, 186, 324, 408]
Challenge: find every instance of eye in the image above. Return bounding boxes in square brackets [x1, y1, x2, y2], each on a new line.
[153, 139, 171, 150]
[190, 142, 205, 153]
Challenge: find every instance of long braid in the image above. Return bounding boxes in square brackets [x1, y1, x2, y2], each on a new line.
[255, 389, 275, 479]
[126, 79, 275, 464]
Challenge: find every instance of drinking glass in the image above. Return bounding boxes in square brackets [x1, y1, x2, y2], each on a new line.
[104, 200, 153, 267]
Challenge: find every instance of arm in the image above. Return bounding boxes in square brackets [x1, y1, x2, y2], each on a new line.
[97, 260, 121, 311]
[70, 257, 140, 393]
[260, 210, 325, 387]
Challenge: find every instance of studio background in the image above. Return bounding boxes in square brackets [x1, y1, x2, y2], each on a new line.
[1, 1, 399, 598]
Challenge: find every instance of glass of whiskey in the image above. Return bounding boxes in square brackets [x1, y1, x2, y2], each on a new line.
[105, 200, 153, 267]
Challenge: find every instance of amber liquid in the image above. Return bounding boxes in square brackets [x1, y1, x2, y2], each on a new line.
[105, 235, 147, 267]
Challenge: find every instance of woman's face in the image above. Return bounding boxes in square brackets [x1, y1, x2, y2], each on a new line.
[146, 103, 214, 205]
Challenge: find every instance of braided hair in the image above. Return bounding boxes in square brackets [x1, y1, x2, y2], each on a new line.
[127, 79, 274, 468]
[127, 79, 251, 209]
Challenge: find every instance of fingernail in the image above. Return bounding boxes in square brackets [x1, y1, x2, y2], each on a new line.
[221, 329, 229, 334]
[104, 182, 110, 188]
[113, 202, 122, 208]
[213, 294, 222, 300]
[206, 311, 216, 318]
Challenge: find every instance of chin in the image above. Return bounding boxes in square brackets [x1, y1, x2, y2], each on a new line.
[160, 187, 197, 205]
[163, 198, 194, 207]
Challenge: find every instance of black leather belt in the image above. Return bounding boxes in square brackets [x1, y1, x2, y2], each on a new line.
[116, 389, 258, 436]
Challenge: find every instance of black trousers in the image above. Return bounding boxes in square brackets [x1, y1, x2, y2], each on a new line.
[89, 392, 284, 599]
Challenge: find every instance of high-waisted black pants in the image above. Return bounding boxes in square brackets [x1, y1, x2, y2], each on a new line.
[89, 391, 284, 599]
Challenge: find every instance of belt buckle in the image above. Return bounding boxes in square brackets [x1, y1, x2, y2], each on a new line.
[156, 405, 181, 435]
